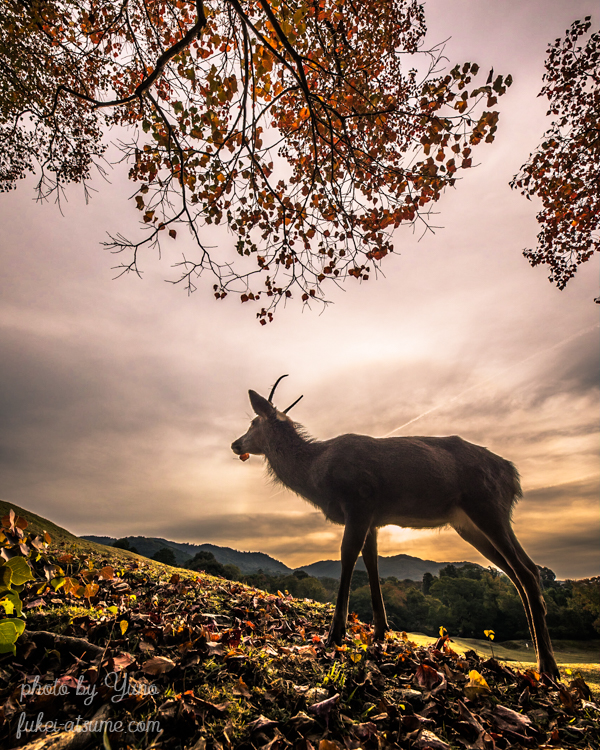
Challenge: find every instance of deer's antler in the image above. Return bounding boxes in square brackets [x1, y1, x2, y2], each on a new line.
[268, 374, 289, 403]
[283, 395, 303, 413]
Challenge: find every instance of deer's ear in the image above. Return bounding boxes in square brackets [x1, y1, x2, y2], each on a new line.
[249, 390, 275, 418]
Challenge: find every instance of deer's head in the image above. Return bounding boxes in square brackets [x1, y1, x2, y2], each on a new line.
[231, 376, 303, 458]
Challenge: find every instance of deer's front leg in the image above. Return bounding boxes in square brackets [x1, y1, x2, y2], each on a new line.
[327, 519, 370, 646]
[362, 526, 389, 640]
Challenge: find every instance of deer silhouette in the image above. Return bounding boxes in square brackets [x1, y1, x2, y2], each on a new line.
[231, 376, 558, 677]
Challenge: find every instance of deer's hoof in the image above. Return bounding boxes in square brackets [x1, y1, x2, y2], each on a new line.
[541, 664, 560, 681]
[374, 627, 390, 641]
[326, 627, 345, 647]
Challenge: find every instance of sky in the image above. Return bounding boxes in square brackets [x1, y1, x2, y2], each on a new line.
[0, 0, 598, 580]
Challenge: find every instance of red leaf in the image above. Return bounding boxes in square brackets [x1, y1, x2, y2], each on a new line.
[415, 663, 443, 690]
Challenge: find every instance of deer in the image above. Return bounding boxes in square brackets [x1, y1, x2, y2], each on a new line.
[231, 376, 559, 677]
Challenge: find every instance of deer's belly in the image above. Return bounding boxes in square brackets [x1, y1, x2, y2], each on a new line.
[379, 514, 452, 530]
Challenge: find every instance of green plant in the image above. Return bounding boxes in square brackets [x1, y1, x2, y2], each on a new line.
[0, 509, 47, 653]
[322, 660, 346, 690]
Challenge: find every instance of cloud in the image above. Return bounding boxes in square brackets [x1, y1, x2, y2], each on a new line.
[160, 511, 325, 543]
[160, 511, 341, 560]
[377, 476, 600, 580]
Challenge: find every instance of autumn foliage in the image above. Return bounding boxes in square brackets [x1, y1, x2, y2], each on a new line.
[512, 18, 600, 296]
[1, 0, 511, 320]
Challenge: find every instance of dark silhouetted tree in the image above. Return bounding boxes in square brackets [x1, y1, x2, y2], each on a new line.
[152, 547, 177, 565]
[186, 550, 226, 576]
[112, 538, 139, 554]
[422, 570, 434, 595]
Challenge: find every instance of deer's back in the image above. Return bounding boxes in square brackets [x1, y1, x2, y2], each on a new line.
[303, 433, 519, 527]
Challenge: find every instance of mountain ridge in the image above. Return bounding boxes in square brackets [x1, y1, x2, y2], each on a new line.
[81, 534, 480, 580]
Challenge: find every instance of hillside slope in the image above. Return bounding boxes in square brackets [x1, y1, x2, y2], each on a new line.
[4, 538, 597, 750]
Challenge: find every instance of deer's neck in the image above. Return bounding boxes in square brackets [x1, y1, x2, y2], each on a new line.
[263, 423, 319, 496]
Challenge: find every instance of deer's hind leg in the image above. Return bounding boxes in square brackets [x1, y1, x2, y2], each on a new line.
[454, 515, 535, 648]
[456, 508, 558, 677]
[362, 526, 389, 640]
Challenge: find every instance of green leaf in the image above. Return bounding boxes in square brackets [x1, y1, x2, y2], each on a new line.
[6, 557, 34, 586]
[0, 590, 22, 617]
[51, 576, 65, 591]
[0, 564, 12, 589]
[0, 618, 26, 654]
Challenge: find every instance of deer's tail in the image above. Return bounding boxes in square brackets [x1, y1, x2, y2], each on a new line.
[477, 451, 522, 518]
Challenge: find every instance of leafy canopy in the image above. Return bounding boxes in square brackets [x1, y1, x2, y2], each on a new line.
[1, 0, 510, 321]
[512, 17, 600, 298]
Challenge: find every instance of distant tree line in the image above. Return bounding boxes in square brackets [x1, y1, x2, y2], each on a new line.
[349, 563, 599, 642]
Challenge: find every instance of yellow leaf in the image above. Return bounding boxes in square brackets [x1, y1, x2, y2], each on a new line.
[319, 740, 342, 750]
[119, 620, 128, 636]
[464, 670, 491, 699]
[83, 583, 99, 599]
[0, 597, 15, 615]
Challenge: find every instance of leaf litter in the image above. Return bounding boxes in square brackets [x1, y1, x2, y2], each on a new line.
[1, 549, 598, 750]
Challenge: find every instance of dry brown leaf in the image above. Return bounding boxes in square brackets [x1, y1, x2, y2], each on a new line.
[142, 655, 176, 675]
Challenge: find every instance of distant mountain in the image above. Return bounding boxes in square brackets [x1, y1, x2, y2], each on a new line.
[81, 535, 292, 574]
[296, 554, 480, 580]
[82, 534, 479, 580]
